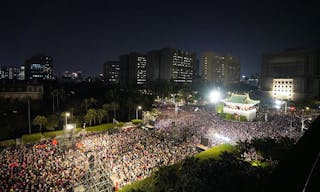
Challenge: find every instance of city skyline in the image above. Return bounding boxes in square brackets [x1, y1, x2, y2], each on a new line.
[1, 0, 319, 76]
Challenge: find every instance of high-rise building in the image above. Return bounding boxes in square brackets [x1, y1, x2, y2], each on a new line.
[201, 52, 240, 85]
[62, 70, 84, 82]
[119, 53, 147, 88]
[0, 66, 20, 80]
[147, 48, 195, 84]
[18, 65, 25, 80]
[24, 55, 54, 81]
[104, 61, 120, 84]
[261, 48, 320, 101]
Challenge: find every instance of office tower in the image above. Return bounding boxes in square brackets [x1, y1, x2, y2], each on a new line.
[147, 48, 195, 84]
[261, 48, 320, 101]
[201, 52, 240, 85]
[25, 55, 54, 81]
[0, 66, 20, 80]
[119, 53, 147, 88]
[104, 61, 120, 84]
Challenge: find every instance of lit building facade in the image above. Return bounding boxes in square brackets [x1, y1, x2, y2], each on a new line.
[62, 70, 84, 82]
[104, 61, 120, 84]
[120, 53, 147, 88]
[222, 93, 260, 121]
[201, 52, 240, 85]
[0, 66, 20, 80]
[25, 55, 54, 81]
[272, 79, 294, 100]
[147, 48, 195, 84]
[261, 49, 320, 101]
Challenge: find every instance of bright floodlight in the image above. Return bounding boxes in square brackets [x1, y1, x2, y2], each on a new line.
[209, 90, 221, 103]
[138, 106, 142, 110]
[65, 124, 75, 131]
[275, 100, 282, 105]
[66, 112, 70, 117]
[275, 104, 281, 109]
[214, 133, 230, 142]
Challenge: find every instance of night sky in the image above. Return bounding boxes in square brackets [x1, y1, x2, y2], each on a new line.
[1, 0, 319, 76]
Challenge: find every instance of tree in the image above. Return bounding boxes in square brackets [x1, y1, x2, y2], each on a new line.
[81, 97, 98, 111]
[84, 113, 93, 126]
[32, 115, 48, 133]
[50, 89, 58, 112]
[110, 102, 119, 119]
[97, 109, 107, 124]
[126, 97, 135, 121]
[81, 98, 90, 111]
[102, 103, 111, 122]
[85, 108, 97, 126]
[46, 114, 59, 131]
[50, 88, 66, 112]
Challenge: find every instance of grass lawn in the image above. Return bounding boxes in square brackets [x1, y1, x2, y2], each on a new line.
[194, 144, 235, 160]
[118, 174, 155, 192]
[251, 160, 269, 167]
[119, 144, 235, 191]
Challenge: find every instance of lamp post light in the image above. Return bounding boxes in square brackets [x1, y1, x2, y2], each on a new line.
[275, 100, 287, 114]
[209, 90, 222, 114]
[65, 112, 70, 127]
[209, 90, 221, 104]
[136, 106, 142, 119]
[284, 100, 287, 114]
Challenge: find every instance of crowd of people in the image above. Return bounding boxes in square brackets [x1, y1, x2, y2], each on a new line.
[0, 105, 316, 191]
[80, 128, 197, 188]
[155, 107, 304, 146]
[0, 140, 86, 191]
[0, 123, 198, 190]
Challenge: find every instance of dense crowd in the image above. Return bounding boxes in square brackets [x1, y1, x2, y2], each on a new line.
[0, 125, 197, 190]
[0, 140, 86, 191]
[0, 106, 315, 191]
[80, 128, 197, 188]
[155, 108, 303, 146]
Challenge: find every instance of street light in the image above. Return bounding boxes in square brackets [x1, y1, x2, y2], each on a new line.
[274, 100, 287, 114]
[65, 112, 70, 127]
[209, 90, 221, 104]
[275, 100, 282, 105]
[136, 106, 142, 119]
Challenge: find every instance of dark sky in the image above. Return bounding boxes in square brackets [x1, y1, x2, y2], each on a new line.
[0, 0, 319, 76]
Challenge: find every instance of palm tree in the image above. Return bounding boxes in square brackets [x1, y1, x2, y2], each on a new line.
[50, 88, 66, 112]
[32, 115, 48, 133]
[84, 113, 93, 126]
[82, 97, 98, 111]
[102, 103, 111, 122]
[22, 96, 32, 133]
[127, 97, 135, 121]
[46, 114, 59, 131]
[87, 108, 97, 125]
[110, 102, 119, 119]
[89, 97, 97, 108]
[96, 109, 107, 124]
[50, 89, 58, 112]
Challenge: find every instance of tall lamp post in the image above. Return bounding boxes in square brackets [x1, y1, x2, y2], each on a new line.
[275, 99, 288, 114]
[136, 106, 142, 119]
[209, 90, 221, 114]
[65, 112, 70, 127]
